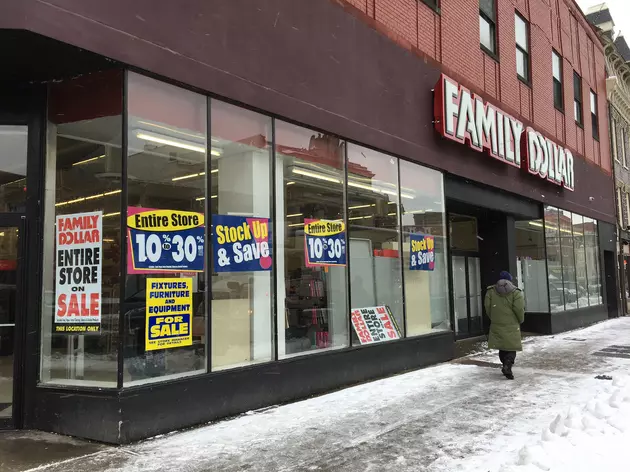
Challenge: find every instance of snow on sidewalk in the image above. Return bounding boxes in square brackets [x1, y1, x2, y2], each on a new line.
[497, 376, 630, 472]
[30, 318, 630, 472]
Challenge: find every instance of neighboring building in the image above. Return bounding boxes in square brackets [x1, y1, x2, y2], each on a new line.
[0, 0, 616, 442]
[587, 3, 630, 314]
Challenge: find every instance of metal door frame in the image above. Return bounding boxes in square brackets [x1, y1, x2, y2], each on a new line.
[0, 214, 27, 429]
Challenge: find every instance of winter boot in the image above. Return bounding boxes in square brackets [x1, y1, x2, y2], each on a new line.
[502, 364, 514, 380]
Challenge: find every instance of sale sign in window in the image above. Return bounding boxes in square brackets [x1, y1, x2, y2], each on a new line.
[145, 278, 193, 351]
[409, 234, 435, 271]
[350, 306, 400, 345]
[304, 219, 346, 267]
[127, 207, 205, 274]
[212, 215, 272, 272]
[55, 211, 102, 334]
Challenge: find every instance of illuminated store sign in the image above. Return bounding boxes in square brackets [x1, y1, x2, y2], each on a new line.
[433, 74, 574, 191]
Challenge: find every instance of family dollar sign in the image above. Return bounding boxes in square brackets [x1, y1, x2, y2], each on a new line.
[55, 211, 103, 334]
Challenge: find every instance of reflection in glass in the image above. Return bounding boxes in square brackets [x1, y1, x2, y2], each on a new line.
[515, 220, 549, 312]
[559, 209, 577, 310]
[40, 70, 123, 387]
[399, 160, 449, 336]
[584, 217, 601, 305]
[0, 126, 27, 213]
[275, 121, 348, 357]
[210, 100, 273, 370]
[347, 144, 404, 339]
[572, 214, 589, 308]
[544, 206, 564, 313]
[124, 72, 207, 384]
[452, 256, 467, 334]
[0, 226, 18, 417]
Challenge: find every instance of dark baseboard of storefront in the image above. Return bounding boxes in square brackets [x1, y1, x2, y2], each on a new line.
[26, 331, 454, 444]
[522, 306, 609, 335]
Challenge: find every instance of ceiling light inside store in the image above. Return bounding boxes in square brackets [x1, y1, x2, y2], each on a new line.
[171, 168, 219, 182]
[349, 204, 375, 210]
[286, 181, 295, 186]
[73, 154, 106, 166]
[287, 213, 303, 218]
[288, 222, 305, 227]
[292, 168, 341, 184]
[137, 120, 206, 141]
[195, 195, 218, 201]
[55, 189, 121, 207]
[103, 212, 121, 218]
[136, 131, 221, 156]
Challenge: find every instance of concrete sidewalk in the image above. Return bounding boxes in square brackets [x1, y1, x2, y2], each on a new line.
[3, 318, 630, 472]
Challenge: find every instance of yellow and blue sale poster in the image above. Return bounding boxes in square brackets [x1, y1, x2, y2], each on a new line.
[304, 219, 346, 267]
[145, 277, 193, 351]
[127, 207, 205, 274]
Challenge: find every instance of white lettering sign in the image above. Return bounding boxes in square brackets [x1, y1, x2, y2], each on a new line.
[434, 74, 575, 191]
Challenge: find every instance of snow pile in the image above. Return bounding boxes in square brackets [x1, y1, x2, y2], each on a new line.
[498, 377, 630, 472]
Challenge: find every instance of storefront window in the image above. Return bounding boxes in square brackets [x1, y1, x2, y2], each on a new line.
[559, 209, 578, 310]
[515, 219, 549, 312]
[584, 217, 602, 305]
[210, 100, 273, 370]
[347, 144, 404, 339]
[0, 126, 27, 212]
[572, 214, 589, 308]
[275, 122, 348, 357]
[399, 160, 449, 335]
[123, 72, 207, 384]
[544, 206, 564, 313]
[40, 70, 123, 387]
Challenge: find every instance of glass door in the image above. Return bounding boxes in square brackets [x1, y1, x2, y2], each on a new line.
[450, 254, 483, 338]
[0, 224, 22, 427]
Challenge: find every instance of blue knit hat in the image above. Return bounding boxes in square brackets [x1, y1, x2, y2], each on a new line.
[499, 271, 513, 281]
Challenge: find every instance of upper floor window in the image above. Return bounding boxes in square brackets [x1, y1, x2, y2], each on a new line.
[590, 90, 599, 141]
[573, 72, 583, 126]
[480, 0, 496, 55]
[552, 51, 563, 111]
[515, 13, 530, 82]
[623, 128, 628, 168]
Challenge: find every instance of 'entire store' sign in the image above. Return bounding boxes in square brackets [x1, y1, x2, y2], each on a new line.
[434, 74, 575, 191]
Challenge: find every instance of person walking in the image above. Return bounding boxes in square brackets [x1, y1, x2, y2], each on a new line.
[484, 271, 525, 380]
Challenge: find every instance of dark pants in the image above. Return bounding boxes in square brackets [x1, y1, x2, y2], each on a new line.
[499, 350, 516, 366]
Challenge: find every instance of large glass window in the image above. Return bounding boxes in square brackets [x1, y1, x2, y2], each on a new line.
[124, 72, 207, 384]
[574, 72, 583, 126]
[347, 144, 404, 339]
[516, 219, 549, 312]
[559, 209, 577, 310]
[275, 122, 348, 357]
[584, 217, 602, 305]
[545, 206, 602, 313]
[399, 160, 449, 336]
[210, 100, 273, 370]
[590, 90, 599, 141]
[544, 206, 564, 312]
[40, 70, 123, 387]
[572, 214, 589, 309]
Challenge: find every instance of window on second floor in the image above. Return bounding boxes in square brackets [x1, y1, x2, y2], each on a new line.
[552, 51, 563, 111]
[515, 13, 530, 82]
[618, 187, 623, 228]
[612, 119, 619, 162]
[590, 90, 599, 141]
[574, 72, 583, 126]
[480, 0, 497, 55]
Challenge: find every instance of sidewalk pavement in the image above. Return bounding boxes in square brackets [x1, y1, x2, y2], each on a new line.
[3, 317, 630, 472]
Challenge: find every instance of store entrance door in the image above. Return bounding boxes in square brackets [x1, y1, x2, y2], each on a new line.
[0, 216, 25, 429]
[451, 254, 483, 338]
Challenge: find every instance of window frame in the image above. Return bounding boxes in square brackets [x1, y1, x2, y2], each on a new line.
[515, 12, 531, 84]
[623, 127, 629, 169]
[590, 90, 599, 141]
[612, 118, 619, 162]
[552, 50, 564, 112]
[573, 72, 583, 127]
[479, 0, 498, 58]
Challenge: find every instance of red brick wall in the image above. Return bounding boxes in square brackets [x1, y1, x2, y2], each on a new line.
[336, 0, 611, 174]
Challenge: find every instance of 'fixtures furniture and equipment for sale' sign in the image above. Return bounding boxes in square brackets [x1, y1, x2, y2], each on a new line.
[434, 74, 575, 191]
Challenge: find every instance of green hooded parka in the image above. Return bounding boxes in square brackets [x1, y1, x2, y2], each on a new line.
[484, 279, 525, 351]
